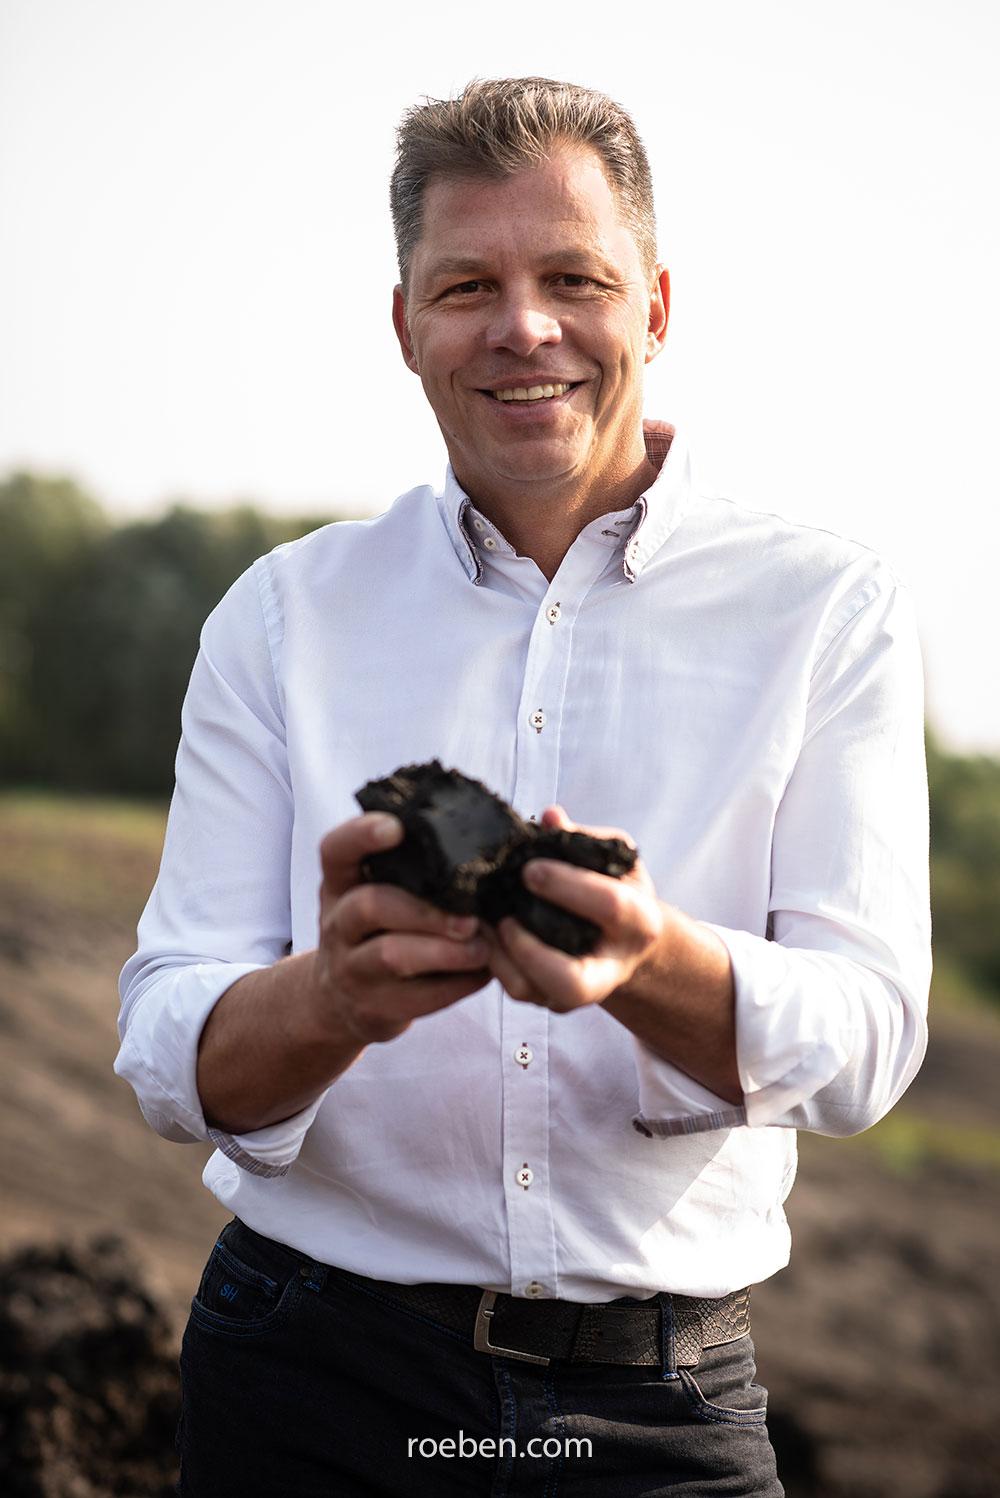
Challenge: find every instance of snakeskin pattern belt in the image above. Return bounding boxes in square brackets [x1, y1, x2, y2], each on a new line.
[326, 1262, 751, 1369]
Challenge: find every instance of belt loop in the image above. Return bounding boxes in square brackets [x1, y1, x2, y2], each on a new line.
[298, 1261, 328, 1295]
[658, 1293, 678, 1381]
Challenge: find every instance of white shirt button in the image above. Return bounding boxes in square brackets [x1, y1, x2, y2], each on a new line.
[516, 1163, 533, 1189]
[529, 709, 545, 732]
[525, 1281, 546, 1298]
[514, 1044, 533, 1068]
[546, 603, 561, 624]
[483, 536, 497, 550]
[473, 518, 485, 532]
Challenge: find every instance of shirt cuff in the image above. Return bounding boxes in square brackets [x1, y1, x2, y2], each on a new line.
[630, 1040, 747, 1138]
[114, 960, 331, 1176]
[701, 922, 854, 1129]
[205, 1107, 328, 1179]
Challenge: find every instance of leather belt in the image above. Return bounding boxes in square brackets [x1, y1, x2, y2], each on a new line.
[326, 1263, 752, 1369]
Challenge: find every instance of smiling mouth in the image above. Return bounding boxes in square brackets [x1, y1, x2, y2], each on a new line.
[480, 381, 583, 403]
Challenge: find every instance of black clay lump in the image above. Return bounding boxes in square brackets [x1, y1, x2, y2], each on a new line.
[355, 760, 637, 956]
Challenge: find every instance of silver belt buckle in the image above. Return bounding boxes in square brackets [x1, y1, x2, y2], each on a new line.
[473, 1290, 550, 1366]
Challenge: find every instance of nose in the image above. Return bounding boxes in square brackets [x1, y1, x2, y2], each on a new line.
[485, 292, 561, 358]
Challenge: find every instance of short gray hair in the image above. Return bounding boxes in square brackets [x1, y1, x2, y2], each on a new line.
[390, 77, 658, 290]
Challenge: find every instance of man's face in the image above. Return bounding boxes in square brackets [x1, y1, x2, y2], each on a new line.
[392, 144, 669, 506]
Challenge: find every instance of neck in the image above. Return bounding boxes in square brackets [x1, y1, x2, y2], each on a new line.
[457, 437, 657, 583]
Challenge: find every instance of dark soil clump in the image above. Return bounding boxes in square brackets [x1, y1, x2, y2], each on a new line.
[356, 759, 636, 954]
[0, 1234, 180, 1497]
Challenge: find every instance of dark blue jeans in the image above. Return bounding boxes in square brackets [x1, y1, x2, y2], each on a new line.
[177, 1217, 784, 1496]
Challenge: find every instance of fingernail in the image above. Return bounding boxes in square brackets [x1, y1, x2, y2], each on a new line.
[447, 915, 479, 939]
[523, 861, 546, 888]
[370, 814, 401, 845]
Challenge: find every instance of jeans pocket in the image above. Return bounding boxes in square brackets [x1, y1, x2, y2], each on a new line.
[678, 1334, 769, 1426]
[189, 1231, 303, 1338]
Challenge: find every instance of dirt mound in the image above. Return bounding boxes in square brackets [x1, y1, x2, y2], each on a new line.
[0, 1234, 180, 1498]
[755, 1144, 1000, 1498]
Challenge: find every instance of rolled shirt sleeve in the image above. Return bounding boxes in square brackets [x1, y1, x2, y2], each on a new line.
[114, 558, 329, 1176]
[632, 574, 931, 1138]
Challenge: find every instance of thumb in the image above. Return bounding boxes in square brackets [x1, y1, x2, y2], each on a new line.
[540, 804, 574, 831]
[319, 812, 403, 899]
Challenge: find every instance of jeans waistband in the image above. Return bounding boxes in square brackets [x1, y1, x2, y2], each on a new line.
[220, 1217, 752, 1369]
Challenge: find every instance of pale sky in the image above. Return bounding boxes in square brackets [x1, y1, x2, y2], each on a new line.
[1, 0, 998, 751]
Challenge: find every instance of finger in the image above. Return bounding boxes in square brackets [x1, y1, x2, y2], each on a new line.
[349, 932, 492, 983]
[522, 859, 647, 935]
[333, 883, 478, 947]
[496, 918, 586, 1010]
[483, 932, 539, 1004]
[539, 804, 635, 846]
[319, 813, 403, 900]
[498, 917, 622, 1009]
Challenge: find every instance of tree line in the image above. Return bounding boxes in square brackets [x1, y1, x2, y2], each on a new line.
[2, 470, 998, 1001]
[0, 471, 331, 797]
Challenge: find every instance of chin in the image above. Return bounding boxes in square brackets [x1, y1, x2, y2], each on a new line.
[489, 436, 586, 474]
[491, 457, 582, 486]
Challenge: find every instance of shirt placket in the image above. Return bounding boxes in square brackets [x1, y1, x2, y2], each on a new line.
[499, 539, 608, 1300]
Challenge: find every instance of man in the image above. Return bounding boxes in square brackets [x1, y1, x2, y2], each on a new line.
[115, 78, 931, 1497]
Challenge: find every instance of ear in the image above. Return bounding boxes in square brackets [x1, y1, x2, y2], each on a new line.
[645, 265, 670, 364]
[392, 285, 420, 374]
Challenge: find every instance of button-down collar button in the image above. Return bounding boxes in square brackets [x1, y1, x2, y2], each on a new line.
[516, 1163, 533, 1189]
[525, 1281, 545, 1298]
[514, 1044, 533, 1068]
[545, 603, 561, 624]
[473, 518, 485, 532]
[483, 536, 497, 550]
[529, 709, 545, 733]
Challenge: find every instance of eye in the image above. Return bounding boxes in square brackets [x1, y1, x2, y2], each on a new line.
[554, 274, 596, 289]
[445, 280, 485, 296]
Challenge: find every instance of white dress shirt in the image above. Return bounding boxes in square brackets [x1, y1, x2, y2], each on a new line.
[115, 422, 931, 1301]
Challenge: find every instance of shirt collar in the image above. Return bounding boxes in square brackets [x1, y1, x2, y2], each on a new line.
[436, 420, 692, 585]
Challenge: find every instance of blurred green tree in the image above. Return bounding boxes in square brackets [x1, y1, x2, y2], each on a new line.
[926, 729, 1000, 995]
[27, 501, 331, 793]
[0, 472, 109, 778]
[0, 471, 332, 793]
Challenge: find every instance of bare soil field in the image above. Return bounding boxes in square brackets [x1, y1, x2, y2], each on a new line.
[1, 791, 998, 1497]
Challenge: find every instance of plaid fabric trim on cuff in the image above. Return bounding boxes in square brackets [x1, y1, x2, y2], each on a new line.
[632, 1106, 747, 1138]
[207, 1129, 294, 1177]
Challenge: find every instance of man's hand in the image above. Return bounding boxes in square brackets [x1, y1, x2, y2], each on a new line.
[484, 805, 667, 1012]
[484, 805, 742, 1102]
[196, 807, 491, 1134]
[310, 812, 493, 1046]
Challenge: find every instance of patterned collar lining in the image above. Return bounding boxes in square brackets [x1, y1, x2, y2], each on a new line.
[440, 420, 689, 584]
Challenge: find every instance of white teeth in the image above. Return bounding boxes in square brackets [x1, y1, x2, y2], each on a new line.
[493, 382, 572, 402]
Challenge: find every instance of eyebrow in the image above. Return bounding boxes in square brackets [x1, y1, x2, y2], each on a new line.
[421, 248, 621, 285]
[423, 257, 491, 282]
